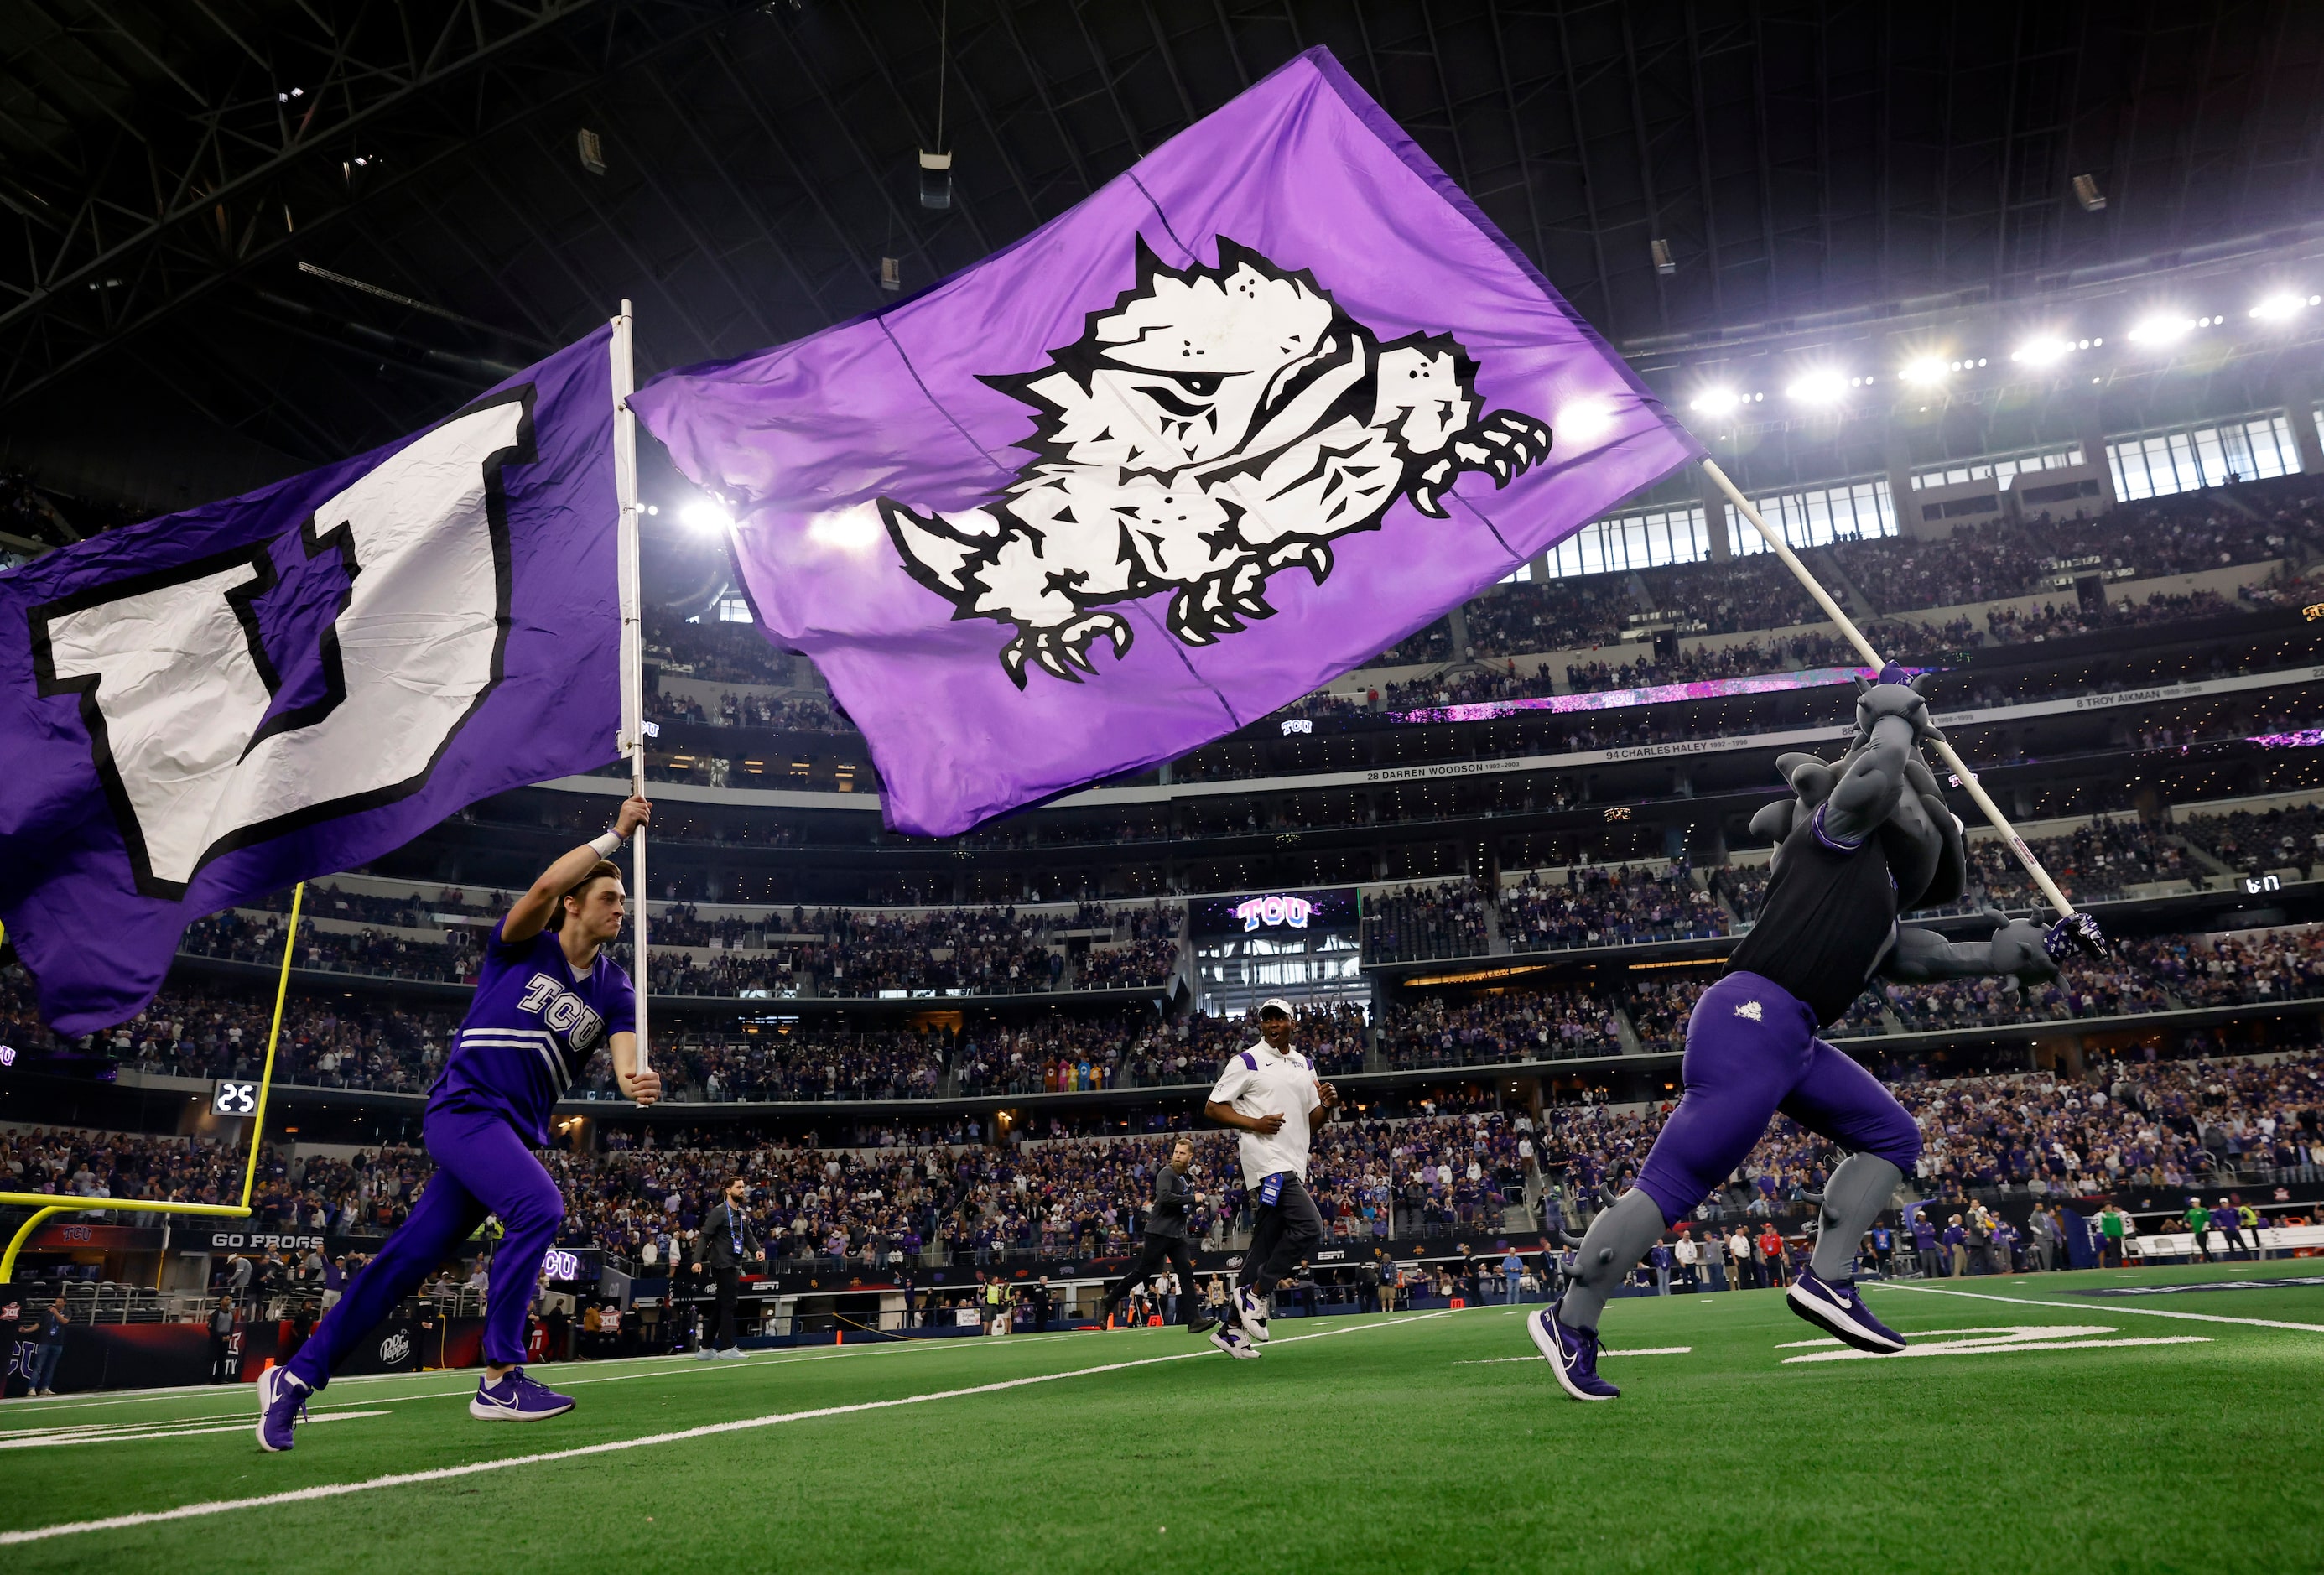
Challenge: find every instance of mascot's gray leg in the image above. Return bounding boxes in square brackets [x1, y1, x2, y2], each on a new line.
[1555, 1190, 1667, 1333]
[1810, 1154, 1905, 1280]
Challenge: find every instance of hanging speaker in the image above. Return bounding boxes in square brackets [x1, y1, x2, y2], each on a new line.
[918, 149, 953, 211]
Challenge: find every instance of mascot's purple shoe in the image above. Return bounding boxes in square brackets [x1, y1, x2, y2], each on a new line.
[1787, 1268, 1908, 1354]
[470, 1367, 575, 1422]
[1529, 1302, 1619, 1401]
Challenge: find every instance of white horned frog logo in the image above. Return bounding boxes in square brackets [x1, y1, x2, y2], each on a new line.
[879, 237, 1552, 687]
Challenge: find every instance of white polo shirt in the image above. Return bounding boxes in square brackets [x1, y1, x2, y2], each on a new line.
[1208, 1040, 1321, 1189]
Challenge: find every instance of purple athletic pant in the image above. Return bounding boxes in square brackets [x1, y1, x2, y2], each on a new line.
[1633, 971, 1921, 1227]
[288, 1104, 564, 1389]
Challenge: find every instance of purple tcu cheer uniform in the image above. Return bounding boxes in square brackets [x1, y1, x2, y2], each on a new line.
[288, 923, 635, 1387]
[1630, 808, 1922, 1226]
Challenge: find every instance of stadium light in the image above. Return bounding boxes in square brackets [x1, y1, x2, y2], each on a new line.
[1689, 387, 1739, 416]
[2010, 336, 2072, 366]
[1900, 358, 1948, 387]
[681, 499, 736, 535]
[2249, 292, 2317, 323]
[1786, 370, 1848, 405]
[2127, 314, 2195, 346]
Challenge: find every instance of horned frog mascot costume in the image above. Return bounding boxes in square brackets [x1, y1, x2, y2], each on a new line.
[1530, 668, 2105, 1401]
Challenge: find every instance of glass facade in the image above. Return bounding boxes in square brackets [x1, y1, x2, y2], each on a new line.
[1910, 444, 2086, 491]
[2106, 412, 2300, 501]
[1540, 504, 1711, 580]
[1736, 476, 1896, 554]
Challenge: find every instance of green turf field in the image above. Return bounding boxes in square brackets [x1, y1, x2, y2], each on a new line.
[4, 1260, 2321, 1572]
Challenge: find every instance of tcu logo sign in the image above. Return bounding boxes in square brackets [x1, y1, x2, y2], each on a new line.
[1233, 894, 1313, 932]
[540, 1249, 583, 1281]
[29, 394, 529, 897]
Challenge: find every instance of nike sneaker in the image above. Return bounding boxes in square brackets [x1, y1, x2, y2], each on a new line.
[470, 1367, 576, 1422]
[255, 1365, 310, 1452]
[1528, 1302, 1618, 1401]
[1787, 1267, 1907, 1354]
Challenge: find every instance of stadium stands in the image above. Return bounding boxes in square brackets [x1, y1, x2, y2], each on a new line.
[1500, 864, 1728, 952]
[1360, 881, 1490, 963]
[14, 1050, 2319, 1269]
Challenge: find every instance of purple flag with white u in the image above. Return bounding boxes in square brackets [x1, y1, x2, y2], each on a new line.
[633, 48, 1701, 838]
[0, 328, 621, 1032]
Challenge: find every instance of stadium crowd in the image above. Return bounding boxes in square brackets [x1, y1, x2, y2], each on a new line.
[179, 900, 1182, 1002]
[1361, 881, 1491, 962]
[12, 1050, 2319, 1271]
[1379, 986, 1623, 1068]
[1498, 863, 1729, 953]
[1543, 1047, 2324, 1222]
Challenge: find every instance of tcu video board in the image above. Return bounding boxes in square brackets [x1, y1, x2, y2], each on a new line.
[1190, 887, 1358, 937]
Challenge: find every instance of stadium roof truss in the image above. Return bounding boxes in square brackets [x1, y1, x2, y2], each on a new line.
[3, 0, 2323, 469]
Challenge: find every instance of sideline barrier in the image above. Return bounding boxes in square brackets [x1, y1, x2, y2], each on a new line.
[2128, 1224, 2324, 1259]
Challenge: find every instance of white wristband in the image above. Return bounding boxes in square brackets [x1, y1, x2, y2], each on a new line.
[588, 830, 623, 858]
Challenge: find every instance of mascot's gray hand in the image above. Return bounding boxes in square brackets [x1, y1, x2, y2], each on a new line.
[1854, 681, 1931, 743]
[1984, 911, 2061, 980]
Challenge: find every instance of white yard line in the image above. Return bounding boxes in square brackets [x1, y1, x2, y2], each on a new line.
[0, 1329, 1095, 1428]
[1784, 1336, 2208, 1364]
[0, 1313, 1448, 1546]
[1879, 1281, 2324, 1333]
[1458, 1346, 1690, 1364]
[0, 1412, 389, 1449]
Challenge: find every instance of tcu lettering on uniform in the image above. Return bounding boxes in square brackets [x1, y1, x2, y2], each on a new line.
[518, 973, 605, 1049]
[30, 394, 530, 897]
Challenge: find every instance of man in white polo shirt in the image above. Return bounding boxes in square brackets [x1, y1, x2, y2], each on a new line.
[1204, 997, 1338, 1357]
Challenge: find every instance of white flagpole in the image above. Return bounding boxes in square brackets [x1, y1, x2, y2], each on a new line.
[611, 299, 651, 1084]
[1697, 457, 2082, 923]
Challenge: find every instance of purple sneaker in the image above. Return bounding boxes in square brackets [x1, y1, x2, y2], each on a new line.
[255, 1366, 309, 1452]
[1527, 1302, 1618, 1401]
[1787, 1267, 1907, 1354]
[469, 1367, 575, 1422]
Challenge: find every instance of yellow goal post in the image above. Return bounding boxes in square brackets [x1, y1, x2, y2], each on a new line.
[1, 883, 304, 1283]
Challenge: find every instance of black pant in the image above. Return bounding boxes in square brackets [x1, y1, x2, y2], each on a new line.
[1243, 1173, 1323, 1295]
[711, 1266, 741, 1349]
[1103, 1235, 1198, 1324]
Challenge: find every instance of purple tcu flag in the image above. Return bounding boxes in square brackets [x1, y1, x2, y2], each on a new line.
[0, 328, 621, 1032]
[633, 48, 1700, 838]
